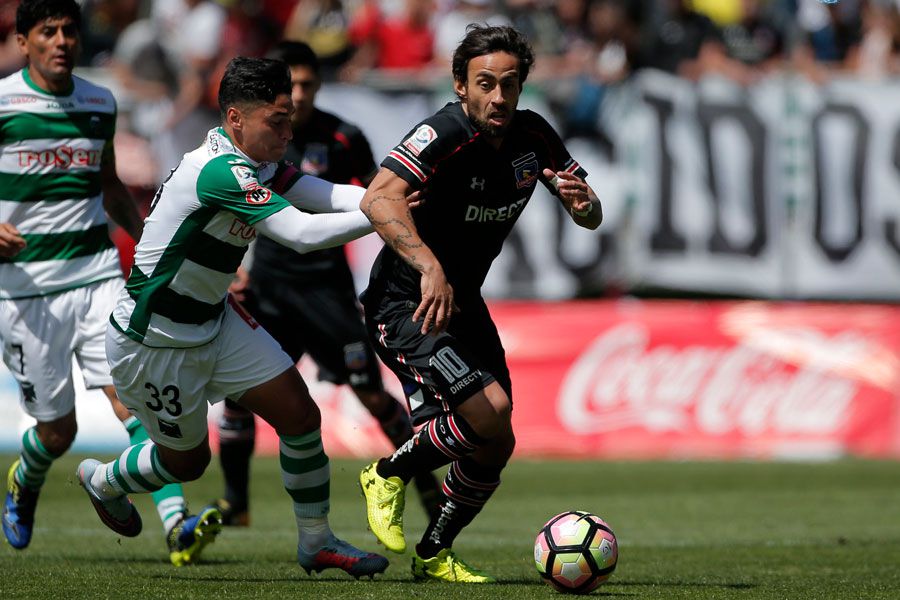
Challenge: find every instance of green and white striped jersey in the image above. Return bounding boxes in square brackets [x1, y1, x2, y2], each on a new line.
[111, 127, 296, 348]
[0, 67, 119, 299]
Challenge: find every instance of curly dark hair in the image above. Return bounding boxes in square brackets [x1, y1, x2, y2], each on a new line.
[451, 24, 535, 88]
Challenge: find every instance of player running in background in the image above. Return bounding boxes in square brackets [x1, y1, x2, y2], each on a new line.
[358, 24, 602, 583]
[213, 41, 441, 527]
[0, 0, 216, 566]
[77, 55, 391, 578]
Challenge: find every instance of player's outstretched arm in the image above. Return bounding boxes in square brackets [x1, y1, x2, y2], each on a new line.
[275, 166, 365, 213]
[361, 168, 455, 335]
[254, 205, 374, 254]
[544, 168, 603, 230]
[274, 167, 426, 214]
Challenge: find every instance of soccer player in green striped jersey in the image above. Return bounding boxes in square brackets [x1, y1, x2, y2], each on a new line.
[0, 0, 212, 566]
[76, 55, 391, 578]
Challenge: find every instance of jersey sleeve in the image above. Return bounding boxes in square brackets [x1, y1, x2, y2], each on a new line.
[196, 154, 292, 225]
[527, 111, 589, 190]
[381, 113, 468, 190]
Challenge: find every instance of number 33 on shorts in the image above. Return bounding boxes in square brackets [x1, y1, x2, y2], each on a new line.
[144, 383, 182, 417]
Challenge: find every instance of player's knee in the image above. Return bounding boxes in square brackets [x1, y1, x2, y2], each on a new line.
[36, 416, 77, 455]
[496, 428, 516, 462]
[277, 392, 321, 436]
[162, 448, 210, 482]
[458, 387, 512, 440]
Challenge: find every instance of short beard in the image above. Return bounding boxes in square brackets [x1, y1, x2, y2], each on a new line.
[469, 113, 509, 138]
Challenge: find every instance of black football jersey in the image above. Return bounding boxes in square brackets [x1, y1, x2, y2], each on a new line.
[366, 102, 587, 305]
[252, 108, 378, 285]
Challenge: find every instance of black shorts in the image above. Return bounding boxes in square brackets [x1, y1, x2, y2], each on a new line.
[363, 294, 512, 425]
[243, 279, 383, 391]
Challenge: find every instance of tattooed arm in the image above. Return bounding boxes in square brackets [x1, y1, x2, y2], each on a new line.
[361, 167, 455, 335]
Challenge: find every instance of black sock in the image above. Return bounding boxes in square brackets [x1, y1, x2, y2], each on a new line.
[416, 458, 502, 559]
[376, 413, 483, 484]
[218, 399, 255, 508]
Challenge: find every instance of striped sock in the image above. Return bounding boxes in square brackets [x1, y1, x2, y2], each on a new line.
[89, 443, 180, 500]
[14, 427, 61, 490]
[378, 413, 483, 483]
[280, 430, 330, 525]
[417, 458, 502, 558]
[124, 416, 186, 532]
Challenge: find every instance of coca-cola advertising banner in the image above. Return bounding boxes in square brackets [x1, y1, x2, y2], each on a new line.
[498, 300, 900, 459]
[220, 300, 900, 460]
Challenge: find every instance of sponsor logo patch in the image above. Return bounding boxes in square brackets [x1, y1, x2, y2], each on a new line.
[512, 152, 539, 189]
[402, 124, 438, 156]
[245, 186, 272, 204]
[17, 146, 101, 169]
[464, 198, 527, 223]
[231, 165, 257, 190]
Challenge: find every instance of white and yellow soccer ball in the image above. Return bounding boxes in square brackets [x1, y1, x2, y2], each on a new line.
[534, 510, 618, 594]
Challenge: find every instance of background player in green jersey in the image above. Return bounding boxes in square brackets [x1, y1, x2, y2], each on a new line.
[77, 56, 392, 579]
[0, 0, 217, 566]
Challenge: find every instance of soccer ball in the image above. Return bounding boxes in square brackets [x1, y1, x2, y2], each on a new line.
[534, 510, 618, 594]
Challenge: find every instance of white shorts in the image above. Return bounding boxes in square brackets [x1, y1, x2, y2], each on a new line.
[0, 277, 122, 421]
[105, 302, 294, 451]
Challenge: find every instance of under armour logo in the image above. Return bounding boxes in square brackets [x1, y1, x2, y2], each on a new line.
[470, 177, 485, 191]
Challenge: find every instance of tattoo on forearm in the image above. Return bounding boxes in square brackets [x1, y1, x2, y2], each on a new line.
[364, 193, 425, 261]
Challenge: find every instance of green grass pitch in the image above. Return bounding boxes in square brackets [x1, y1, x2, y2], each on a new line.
[1, 455, 899, 599]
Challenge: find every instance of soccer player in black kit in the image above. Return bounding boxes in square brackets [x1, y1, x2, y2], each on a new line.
[213, 41, 441, 526]
[358, 25, 602, 583]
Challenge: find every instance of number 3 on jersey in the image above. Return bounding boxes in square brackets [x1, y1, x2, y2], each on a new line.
[144, 382, 182, 417]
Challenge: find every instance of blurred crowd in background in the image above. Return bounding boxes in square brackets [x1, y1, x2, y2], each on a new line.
[1, 0, 898, 187]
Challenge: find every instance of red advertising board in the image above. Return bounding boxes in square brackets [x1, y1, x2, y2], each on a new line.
[212, 301, 900, 460]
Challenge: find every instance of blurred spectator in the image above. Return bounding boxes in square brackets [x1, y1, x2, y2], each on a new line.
[692, 0, 744, 26]
[854, 0, 900, 78]
[264, 0, 304, 26]
[721, 0, 785, 69]
[205, 0, 280, 106]
[529, 0, 593, 81]
[79, 0, 141, 66]
[284, 0, 355, 80]
[566, 0, 637, 137]
[586, 0, 639, 81]
[639, 0, 722, 75]
[112, 0, 226, 182]
[504, 0, 567, 58]
[432, 0, 510, 66]
[0, 1, 23, 78]
[639, 0, 757, 84]
[792, 0, 863, 80]
[343, 0, 436, 82]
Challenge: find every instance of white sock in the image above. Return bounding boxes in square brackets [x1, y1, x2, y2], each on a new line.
[296, 516, 331, 552]
[89, 463, 122, 500]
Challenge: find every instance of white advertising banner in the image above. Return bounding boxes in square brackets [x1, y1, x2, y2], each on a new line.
[324, 73, 900, 300]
